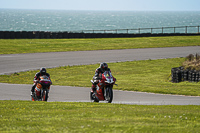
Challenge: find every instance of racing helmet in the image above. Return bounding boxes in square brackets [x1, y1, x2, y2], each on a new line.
[40, 67, 46, 75]
[100, 62, 108, 71]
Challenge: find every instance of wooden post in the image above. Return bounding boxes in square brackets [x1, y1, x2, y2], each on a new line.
[138, 28, 140, 34]
[162, 27, 163, 34]
[151, 28, 152, 34]
[174, 27, 175, 33]
[198, 26, 199, 33]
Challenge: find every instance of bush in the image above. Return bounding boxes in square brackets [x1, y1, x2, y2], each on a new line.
[182, 53, 200, 71]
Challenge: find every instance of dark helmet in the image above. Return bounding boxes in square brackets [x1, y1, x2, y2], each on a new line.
[40, 67, 46, 75]
[100, 62, 108, 71]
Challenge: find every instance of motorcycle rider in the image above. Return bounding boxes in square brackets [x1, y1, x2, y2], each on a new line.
[91, 62, 110, 93]
[31, 67, 51, 97]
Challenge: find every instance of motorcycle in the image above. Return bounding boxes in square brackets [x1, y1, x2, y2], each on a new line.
[90, 70, 117, 103]
[31, 75, 52, 101]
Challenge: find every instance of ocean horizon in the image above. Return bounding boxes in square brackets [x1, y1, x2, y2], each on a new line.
[0, 9, 200, 33]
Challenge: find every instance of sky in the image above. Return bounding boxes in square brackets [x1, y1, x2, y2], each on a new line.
[0, 0, 200, 11]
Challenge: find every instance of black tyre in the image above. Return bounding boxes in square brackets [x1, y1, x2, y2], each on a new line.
[90, 92, 99, 102]
[42, 90, 48, 101]
[31, 92, 36, 101]
[105, 87, 113, 103]
[31, 96, 35, 101]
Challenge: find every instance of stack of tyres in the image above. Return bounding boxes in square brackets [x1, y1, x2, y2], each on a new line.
[183, 69, 188, 81]
[172, 67, 200, 83]
[171, 67, 177, 83]
[195, 71, 200, 82]
[192, 70, 196, 82]
[171, 67, 183, 83]
[188, 70, 196, 82]
[181, 69, 184, 81]
[177, 69, 182, 83]
[188, 70, 192, 82]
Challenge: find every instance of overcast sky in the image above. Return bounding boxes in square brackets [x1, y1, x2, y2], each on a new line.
[0, 0, 200, 11]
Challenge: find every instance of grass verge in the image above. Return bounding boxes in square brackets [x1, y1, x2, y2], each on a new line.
[1, 58, 200, 96]
[0, 100, 200, 133]
[0, 36, 200, 54]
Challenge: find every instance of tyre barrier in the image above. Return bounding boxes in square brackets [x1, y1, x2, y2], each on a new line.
[0, 31, 199, 39]
[171, 67, 200, 83]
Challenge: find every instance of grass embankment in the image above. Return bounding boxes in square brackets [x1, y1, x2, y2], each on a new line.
[0, 101, 200, 132]
[1, 58, 200, 96]
[0, 36, 200, 54]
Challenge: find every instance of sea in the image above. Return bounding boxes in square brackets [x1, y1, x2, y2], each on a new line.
[0, 9, 200, 33]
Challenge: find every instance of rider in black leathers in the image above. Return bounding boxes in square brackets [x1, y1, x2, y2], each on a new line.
[91, 62, 110, 92]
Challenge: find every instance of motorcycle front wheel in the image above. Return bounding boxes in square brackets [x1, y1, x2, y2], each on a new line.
[41, 90, 48, 101]
[105, 87, 113, 103]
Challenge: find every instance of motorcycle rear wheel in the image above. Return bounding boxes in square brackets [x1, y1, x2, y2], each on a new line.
[31, 92, 36, 101]
[31, 96, 35, 101]
[90, 92, 99, 102]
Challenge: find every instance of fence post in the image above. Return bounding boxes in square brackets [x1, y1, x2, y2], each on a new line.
[138, 28, 140, 34]
[185, 26, 187, 34]
[198, 26, 199, 33]
[151, 28, 152, 34]
[174, 27, 176, 33]
[127, 29, 128, 34]
[162, 27, 163, 34]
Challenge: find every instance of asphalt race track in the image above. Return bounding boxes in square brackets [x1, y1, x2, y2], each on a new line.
[1, 46, 200, 105]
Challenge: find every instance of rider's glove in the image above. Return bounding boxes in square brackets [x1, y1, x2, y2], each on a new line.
[34, 80, 39, 83]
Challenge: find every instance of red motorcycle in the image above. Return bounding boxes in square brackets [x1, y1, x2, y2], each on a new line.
[31, 75, 52, 101]
[90, 70, 117, 103]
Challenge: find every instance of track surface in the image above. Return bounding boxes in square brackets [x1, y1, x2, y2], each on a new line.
[1, 46, 200, 105]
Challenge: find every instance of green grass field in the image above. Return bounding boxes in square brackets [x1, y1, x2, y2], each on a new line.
[1, 58, 200, 96]
[0, 36, 200, 54]
[0, 101, 200, 133]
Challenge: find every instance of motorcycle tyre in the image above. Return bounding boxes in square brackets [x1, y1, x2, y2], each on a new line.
[90, 92, 99, 103]
[42, 90, 48, 101]
[106, 87, 113, 103]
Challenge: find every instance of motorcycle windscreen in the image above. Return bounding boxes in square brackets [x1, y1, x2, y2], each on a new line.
[103, 71, 114, 83]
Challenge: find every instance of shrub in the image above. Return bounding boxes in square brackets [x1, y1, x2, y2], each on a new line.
[182, 53, 200, 71]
